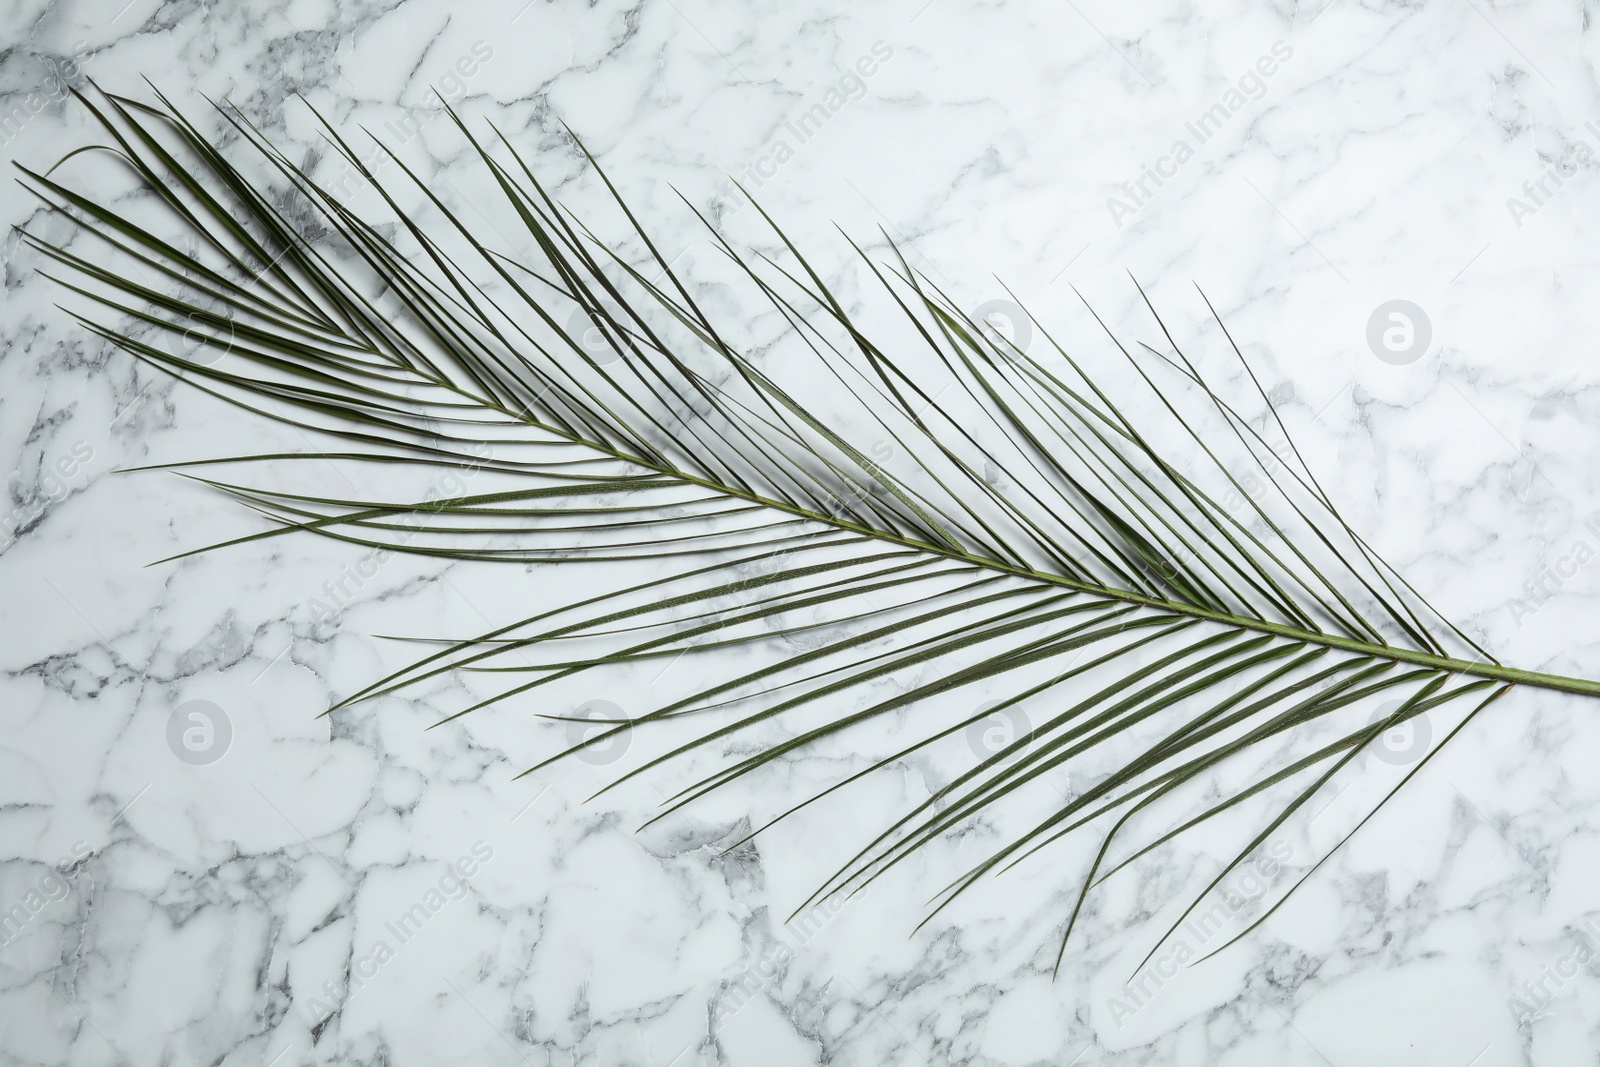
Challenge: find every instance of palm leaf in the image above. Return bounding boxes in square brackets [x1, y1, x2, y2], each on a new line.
[20, 84, 1599, 975]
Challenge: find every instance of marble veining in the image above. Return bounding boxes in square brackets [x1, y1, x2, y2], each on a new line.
[4, 1, 1600, 1064]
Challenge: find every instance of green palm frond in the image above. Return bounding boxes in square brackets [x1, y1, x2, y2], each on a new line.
[21, 84, 1598, 973]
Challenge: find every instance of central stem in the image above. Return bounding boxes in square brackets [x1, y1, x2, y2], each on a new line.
[467, 388, 1600, 701]
[668, 475, 1600, 699]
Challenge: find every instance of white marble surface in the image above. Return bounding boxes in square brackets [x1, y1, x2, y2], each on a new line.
[5, 1, 1600, 1064]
